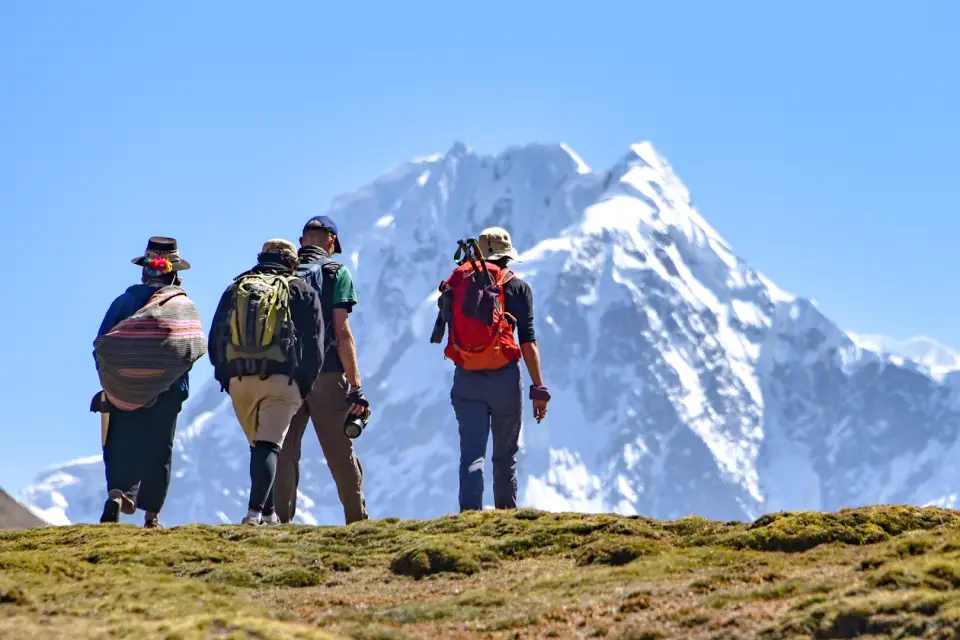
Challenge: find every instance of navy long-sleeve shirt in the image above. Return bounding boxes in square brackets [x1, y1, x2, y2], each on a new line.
[502, 276, 536, 345]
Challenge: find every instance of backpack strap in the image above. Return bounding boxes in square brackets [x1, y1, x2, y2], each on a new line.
[279, 274, 297, 384]
[498, 269, 515, 287]
[296, 257, 336, 293]
[299, 256, 336, 272]
[295, 261, 322, 277]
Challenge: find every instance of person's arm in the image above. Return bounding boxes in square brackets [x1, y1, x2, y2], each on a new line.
[93, 294, 127, 370]
[509, 279, 549, 422]
[509, 280, 543, 385]
[330, 266, 369, 418]
[334, 308, 361, 389]
[97, 298, 123, 338]
[522, 340, 549, 423]
[331, 266, 361, 388]
[520, 342, 545, 387]
[207, 286, 235, 372]
[334, 308, 369, 419]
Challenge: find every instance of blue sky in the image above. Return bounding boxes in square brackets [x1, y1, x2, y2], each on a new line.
[2, 1, 958, 491]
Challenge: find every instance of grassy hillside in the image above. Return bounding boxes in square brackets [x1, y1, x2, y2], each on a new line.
[3, 506, 960, 638]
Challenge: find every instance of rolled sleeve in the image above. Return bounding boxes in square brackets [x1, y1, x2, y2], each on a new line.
[333, 266, 358, 311]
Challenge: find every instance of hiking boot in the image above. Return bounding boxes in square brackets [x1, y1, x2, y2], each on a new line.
[144, 518, 162, 529]
[99, 499, 121, 524]
[261, 512, 280, 526]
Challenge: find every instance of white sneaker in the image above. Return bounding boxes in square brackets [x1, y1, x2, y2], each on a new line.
[262, 512, 280, 525]
[241, 511, 262, 526]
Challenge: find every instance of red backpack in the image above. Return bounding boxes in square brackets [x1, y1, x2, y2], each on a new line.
[438, 239, 521, 370]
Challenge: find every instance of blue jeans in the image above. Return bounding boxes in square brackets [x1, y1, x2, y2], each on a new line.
[451, 362, 523, 511]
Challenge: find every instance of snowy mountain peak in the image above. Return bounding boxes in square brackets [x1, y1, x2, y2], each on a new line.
[447, 140, 469, 155]
[609, 141, 675, 185]
[626, 141, 663, 167]
[847, 332, 960, 379]
[559, 143, 592, 174]
[21, 140, 960, 527]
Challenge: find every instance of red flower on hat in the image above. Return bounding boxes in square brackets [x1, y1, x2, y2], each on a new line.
[148, 257, 172, 273]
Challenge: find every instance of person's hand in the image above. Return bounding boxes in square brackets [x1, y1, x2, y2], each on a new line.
[347, 386, 371, 421]
[350, 404, 371, 421]
[532, 399, 548, 423]
[529, 385, 551, 424]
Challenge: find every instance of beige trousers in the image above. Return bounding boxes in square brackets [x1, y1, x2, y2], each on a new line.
[228, 375, 302, 447]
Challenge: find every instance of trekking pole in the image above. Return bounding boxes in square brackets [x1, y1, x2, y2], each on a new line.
[461, 239, 483, 276]
[455, 240, 468, 265]
[457, 239, 481, 273]
[468, 238, 496, 286]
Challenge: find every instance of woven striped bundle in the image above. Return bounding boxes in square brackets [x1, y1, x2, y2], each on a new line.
[94, 286, 207, 411]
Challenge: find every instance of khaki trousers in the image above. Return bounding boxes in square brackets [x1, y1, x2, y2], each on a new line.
[274, 373, 368, 524]
[228, 375, 302, 448]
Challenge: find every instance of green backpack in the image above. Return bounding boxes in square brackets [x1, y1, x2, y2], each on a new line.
[225, 272, 298, 374]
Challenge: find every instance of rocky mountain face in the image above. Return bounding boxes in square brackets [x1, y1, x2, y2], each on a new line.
[0, 488, 46, 529]
[21, 141, 960, 526]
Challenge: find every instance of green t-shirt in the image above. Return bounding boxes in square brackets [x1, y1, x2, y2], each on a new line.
[332, 265, 358, 310]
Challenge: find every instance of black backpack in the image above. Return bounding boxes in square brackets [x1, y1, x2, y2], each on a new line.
[295, 257, 341, 358]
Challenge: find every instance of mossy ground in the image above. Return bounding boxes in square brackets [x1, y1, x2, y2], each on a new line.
[3, 506, 960, 638]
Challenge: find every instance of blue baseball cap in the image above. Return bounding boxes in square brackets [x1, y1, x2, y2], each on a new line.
[302, 215, 342, 254]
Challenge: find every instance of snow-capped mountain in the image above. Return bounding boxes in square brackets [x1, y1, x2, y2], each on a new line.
[21, 141, 960, 525]
[848, 333, 960, 377]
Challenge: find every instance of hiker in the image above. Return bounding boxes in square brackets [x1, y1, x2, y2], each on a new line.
[274, 216, 371, 525]
[92, 237, 206, 528]
[433, 227, 551, 512]
[208, 239, 324, 525]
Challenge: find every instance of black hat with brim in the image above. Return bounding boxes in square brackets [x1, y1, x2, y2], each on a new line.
[131, 236, 192, 271]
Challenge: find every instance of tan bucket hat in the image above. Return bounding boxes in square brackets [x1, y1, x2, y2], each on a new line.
[259, 238, 299, 264]
[478, 227, 521, 262]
